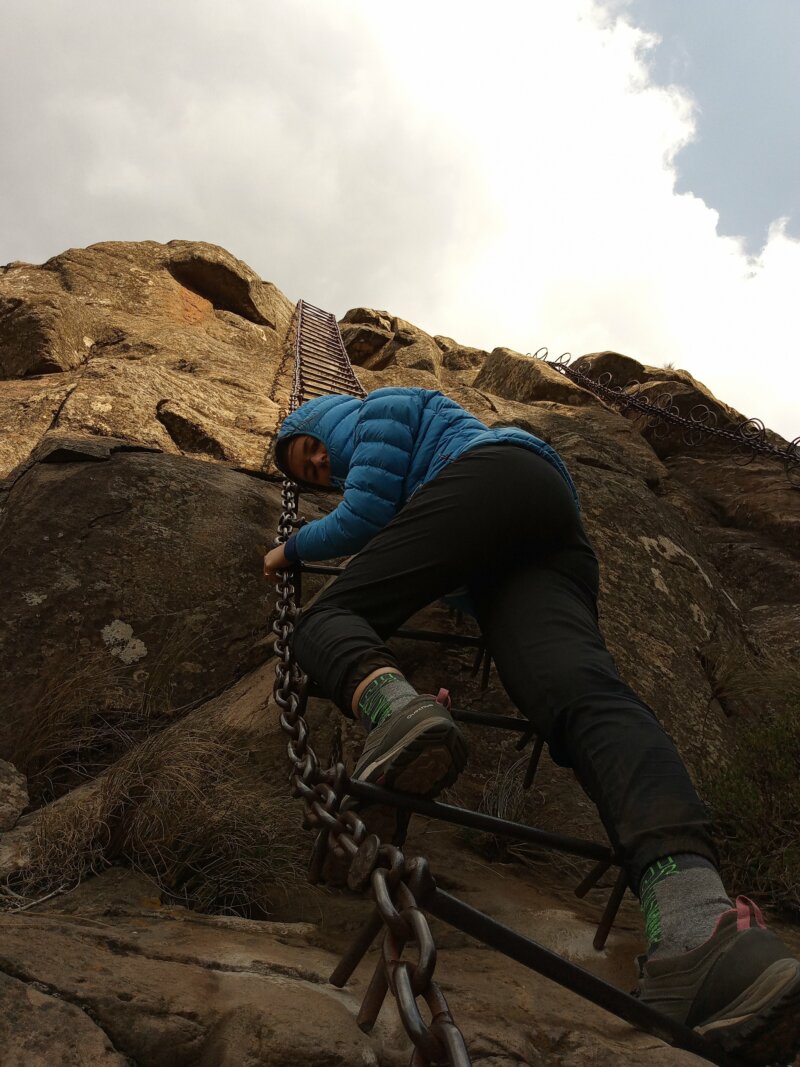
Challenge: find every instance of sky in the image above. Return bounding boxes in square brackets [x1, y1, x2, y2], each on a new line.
[1, 0, 797, 441]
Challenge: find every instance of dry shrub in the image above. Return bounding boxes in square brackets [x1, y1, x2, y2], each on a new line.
[461, 754, 585, 881]
[5, 627, 204, 805]
[11, 724, 304, 917]
[703, 681, 800, 917]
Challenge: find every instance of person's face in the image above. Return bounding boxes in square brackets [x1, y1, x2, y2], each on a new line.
[285, 434, 332, 487]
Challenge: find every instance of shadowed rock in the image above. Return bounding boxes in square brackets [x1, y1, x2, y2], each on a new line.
[473, 346, 601, 407]
[0, 439, 294, 764]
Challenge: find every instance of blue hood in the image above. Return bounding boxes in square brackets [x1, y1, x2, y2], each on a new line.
[275, 387, 578, 563]
[275, 394, 361, 489]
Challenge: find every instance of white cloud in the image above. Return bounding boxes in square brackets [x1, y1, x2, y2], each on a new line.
[0, 0, 797, 439]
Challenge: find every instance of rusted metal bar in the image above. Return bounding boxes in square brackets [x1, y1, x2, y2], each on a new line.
[422, 887, 732, 1065]
[522, 735, 545, 790]
[574, 858, 614, 898]
[451, 708, 530, 732]
[347, 779, 616, 863]
[480, 648, 492, 689]
[593, 866, 630, 951]
[395, 626, 483, 647]
[329, 907, 385, 987]
[302, 563, 348, 575]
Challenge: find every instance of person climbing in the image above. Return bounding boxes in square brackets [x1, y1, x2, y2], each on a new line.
[263, 386, 800, 1066]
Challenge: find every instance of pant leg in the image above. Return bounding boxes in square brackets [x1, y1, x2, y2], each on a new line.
[292, 445, 578, 713]
[471, 540, 718, 890]
[291, 444, 717, 888]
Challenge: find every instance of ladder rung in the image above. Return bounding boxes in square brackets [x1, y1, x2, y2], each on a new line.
[395, 627, 482, 647]
[347, 780, 616, 862]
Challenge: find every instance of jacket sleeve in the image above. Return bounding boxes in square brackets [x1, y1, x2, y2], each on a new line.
[291, 391, 422, 561]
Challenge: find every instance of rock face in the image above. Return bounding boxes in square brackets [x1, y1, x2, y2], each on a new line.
[0, 761, 27, 832]
[0, 241, 295, 479]
[2, 242, 799, 1067]
[474, 346, 601, 407]
[340, 306, 444, 378]
[0, 870, 399, 1067]
[0, 436, 295, 770]
[0, 970, 129, 1067]
[0, 861, 715, 1067]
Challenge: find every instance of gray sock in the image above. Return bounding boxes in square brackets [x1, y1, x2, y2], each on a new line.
[357, 673, 418, 732]
[639, 854, 733, 959]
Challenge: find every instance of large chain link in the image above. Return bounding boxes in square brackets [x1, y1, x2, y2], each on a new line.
[271, 302, 470, 1066]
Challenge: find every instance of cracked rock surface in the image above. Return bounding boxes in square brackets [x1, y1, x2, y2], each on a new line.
[0, 761, 27, 832]
[0, 241, 293, 478]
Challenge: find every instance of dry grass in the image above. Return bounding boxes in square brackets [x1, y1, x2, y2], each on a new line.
[461, 754, 586, 881]
[7, 650, 135, 801]
[702, 669, 800, 917]
[8, 722, 304, 917]
[2, 627, 307, 918]
[4, 626, 205, 805]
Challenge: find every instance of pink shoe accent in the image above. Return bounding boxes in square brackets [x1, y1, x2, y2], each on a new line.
[735, 896, 767, 931]
[712, 895, 768, 936]
[435, 688, 452, 710]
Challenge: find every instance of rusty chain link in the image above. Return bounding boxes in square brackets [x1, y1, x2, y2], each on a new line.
[271, 300, 471, 1066]
[536, 349, 799, 486]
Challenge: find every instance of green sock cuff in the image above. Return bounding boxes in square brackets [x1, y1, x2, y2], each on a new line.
[639, 853, 723, 950]
[639, 856, 679, 946]
[358, 673, 416, 730]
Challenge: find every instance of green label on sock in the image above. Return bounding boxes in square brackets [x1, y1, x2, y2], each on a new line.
[358, 673, 409, 729]
[639, 855, 679, 946]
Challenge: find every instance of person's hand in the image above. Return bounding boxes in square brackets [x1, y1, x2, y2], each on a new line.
[263, 544, 291, 578]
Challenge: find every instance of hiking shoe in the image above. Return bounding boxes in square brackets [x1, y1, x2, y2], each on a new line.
[637, 897, 800, 1066]
[341, 694, 468, 844]
[352, 694, 468, 798]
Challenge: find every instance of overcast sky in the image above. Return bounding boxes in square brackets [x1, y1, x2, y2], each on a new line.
[1, 0, 797, 441]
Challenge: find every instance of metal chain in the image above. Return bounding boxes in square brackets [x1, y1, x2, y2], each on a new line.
[271, 300, 470, 1066]
[536, 349, 799, 486]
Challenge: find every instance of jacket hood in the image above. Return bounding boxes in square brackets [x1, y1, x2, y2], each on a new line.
[274, 394, 362, 488]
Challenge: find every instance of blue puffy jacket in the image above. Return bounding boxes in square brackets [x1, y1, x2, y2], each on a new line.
[275, 387, 578, 562]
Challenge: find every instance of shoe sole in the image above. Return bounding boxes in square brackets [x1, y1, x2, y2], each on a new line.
[355, 715, 468, 798]
[338, 714, 468, 854]
[697, 958, 800, 1066]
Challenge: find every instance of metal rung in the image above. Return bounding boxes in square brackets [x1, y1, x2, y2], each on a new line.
[300, 353, 350, 372]
[451, 708, 530, 732]
[423, 890, 728, 1065]
[347, 779, 616, 864]
[395, 626, 483, 647]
